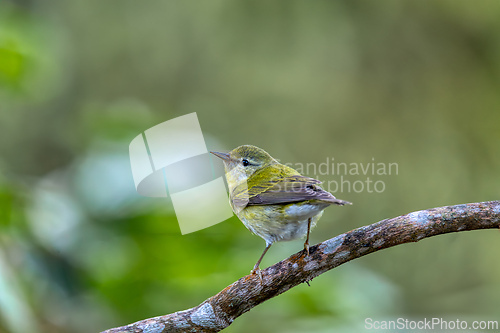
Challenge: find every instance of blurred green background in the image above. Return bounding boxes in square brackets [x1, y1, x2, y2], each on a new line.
[1, 1, 499, 332]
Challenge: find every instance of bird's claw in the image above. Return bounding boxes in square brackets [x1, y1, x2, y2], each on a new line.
[251, 267, 263, 281]
[304, 242, 310, 256]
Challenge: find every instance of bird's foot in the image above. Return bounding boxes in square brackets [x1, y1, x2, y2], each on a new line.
[251, 266, 263, 281]
[303, 242, 310, 257]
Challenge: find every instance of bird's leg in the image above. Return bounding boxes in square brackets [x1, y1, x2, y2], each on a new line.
[304, 217, 312, 256]
[251, 243, 272, 280]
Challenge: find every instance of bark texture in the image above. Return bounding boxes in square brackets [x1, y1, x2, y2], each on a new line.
[101, 201, 500, 333]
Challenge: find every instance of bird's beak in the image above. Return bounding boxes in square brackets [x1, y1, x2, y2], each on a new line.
[210, 151, 231, 161]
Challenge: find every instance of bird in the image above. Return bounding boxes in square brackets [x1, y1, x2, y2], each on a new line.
[211, 145, 351, 278]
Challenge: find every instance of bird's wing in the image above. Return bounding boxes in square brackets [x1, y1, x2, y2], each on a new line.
[246, 175, 348, 206]
[231, 166, 350, 208]
[231, 165, 285, 209]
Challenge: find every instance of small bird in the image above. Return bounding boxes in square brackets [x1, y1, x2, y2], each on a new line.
[211, 145, 351, 277]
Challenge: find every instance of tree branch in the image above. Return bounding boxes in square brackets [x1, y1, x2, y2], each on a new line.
[101, 201, 500, 333]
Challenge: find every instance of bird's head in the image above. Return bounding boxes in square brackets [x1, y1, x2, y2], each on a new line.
[210, 145, 277, 189]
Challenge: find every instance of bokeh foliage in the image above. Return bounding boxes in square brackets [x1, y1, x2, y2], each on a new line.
[0, 1, 499, 332]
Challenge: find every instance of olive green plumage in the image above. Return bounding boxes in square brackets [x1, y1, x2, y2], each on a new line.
[211, 145, 351, 276]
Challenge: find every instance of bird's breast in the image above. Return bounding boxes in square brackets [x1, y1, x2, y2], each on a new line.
[235, 201, 327, 244]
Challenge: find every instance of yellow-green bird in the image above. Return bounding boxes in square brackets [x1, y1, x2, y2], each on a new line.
[211, 145, 351, 277]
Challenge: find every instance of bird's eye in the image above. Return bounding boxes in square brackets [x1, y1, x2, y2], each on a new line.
[242, 159, 250, 167]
